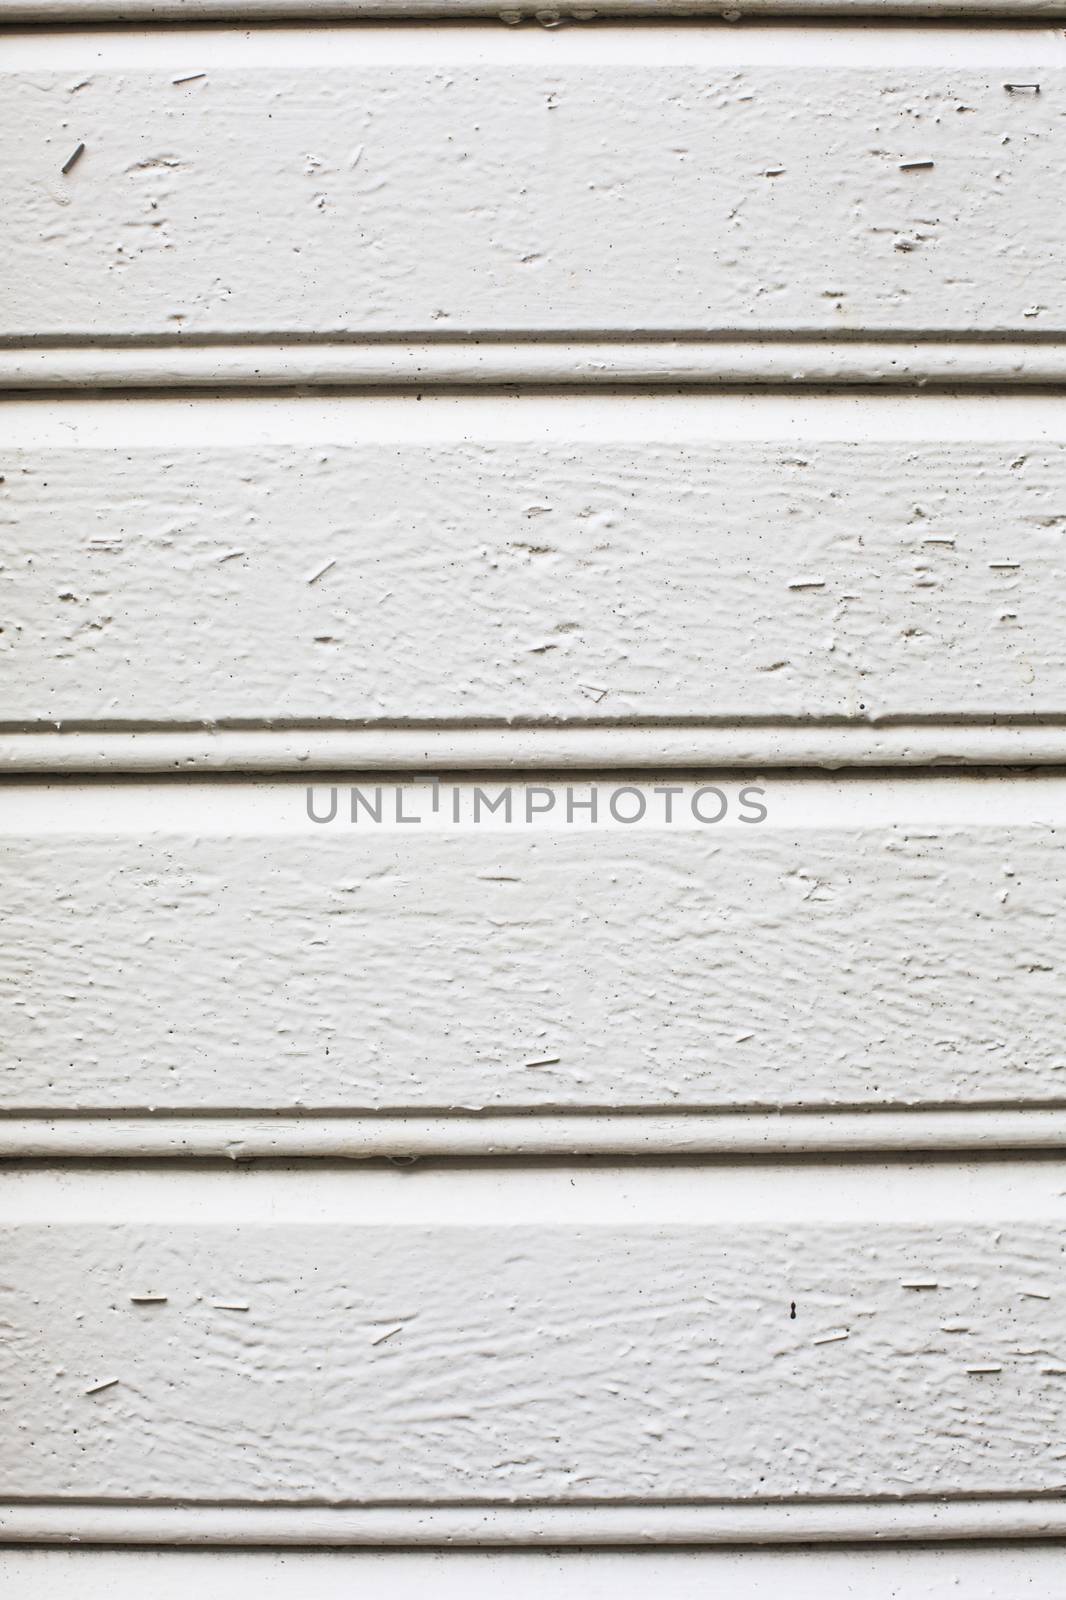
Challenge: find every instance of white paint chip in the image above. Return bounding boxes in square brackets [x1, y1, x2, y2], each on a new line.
[370, 1325, 404, 1346]
[304, 559, 337, 585]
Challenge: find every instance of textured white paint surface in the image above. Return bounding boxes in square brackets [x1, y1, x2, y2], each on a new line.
[5, 394, 1066, 725]
[5, 9, 1066, 1579]
[3, 28, 1066, 341]
[1, 1162, 1065, 1506]
[3, 775, 1065, 1121]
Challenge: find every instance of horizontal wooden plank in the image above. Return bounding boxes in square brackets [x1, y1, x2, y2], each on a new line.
[7, 1546, 1066, 1600]
[2, 1162, 1065, 1509]
[3, 28, 1066, 347]
[3, 775, 1065, 1138]
[6, 0, 1066, 18]
[4, 394, 1066, 733]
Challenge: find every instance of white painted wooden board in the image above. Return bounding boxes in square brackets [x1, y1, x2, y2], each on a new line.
[1, 1162, 1066, 1518]
[5, 394, 1066, 733]
[2, 775, 1065, 1146]
[3, 28, 1066, 346]
[6, 1545, 1066, 1599]
[5, 18, 1066, 1584]
[8, 0, 1066, 18]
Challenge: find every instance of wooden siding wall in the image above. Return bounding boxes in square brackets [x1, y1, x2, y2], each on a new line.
[3, 10, 1066, 1597]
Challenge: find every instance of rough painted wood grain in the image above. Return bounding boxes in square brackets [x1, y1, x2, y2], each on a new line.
[4, 32, 1066, 340]
[3, 1215, 1066, 1501]
[4, 818, 1064, 1113]
[4, 438, 1066, 723]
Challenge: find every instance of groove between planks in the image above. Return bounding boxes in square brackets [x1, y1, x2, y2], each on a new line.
[5, 0, 1066, 16]
[6, 1108, 1066, 1158]
[5, 722, 1066, 770]
[5, 1499, 1066, 1547]
[7, 341, 1066, 392]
